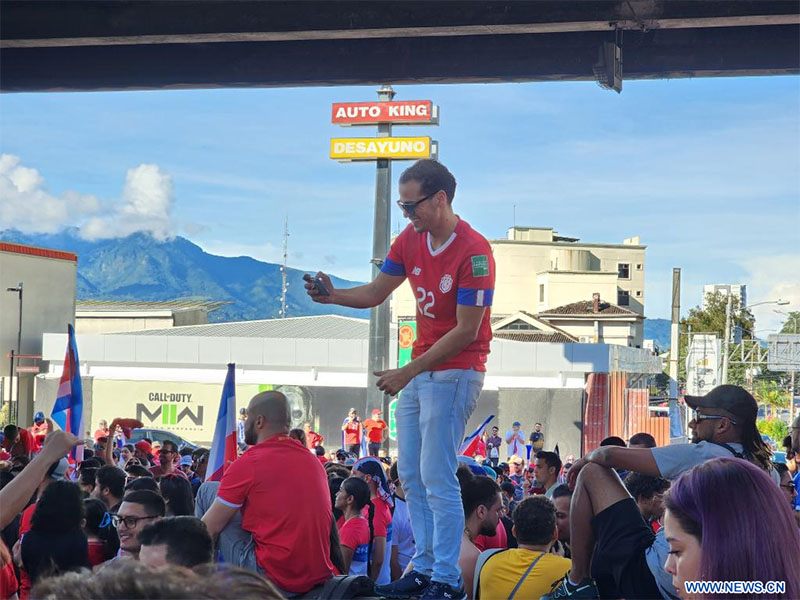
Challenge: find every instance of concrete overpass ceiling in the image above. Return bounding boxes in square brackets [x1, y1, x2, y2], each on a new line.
[1, 1, 798, 92]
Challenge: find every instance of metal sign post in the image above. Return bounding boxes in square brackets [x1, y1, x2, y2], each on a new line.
[330, 87, 439, 451]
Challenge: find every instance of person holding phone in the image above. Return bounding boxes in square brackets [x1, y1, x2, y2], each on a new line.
[306, 159, 495, 600]
[342, 408, 363, 455]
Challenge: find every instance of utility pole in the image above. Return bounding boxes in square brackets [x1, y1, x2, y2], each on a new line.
[366, 85, 395, 430]
[280, 217, 289, 318]
[721, 294, 733, 384]
[668, 269, 682, 440]
[6, 282, 23, 425]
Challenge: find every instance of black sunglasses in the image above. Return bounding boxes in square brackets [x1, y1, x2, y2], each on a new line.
[396, 191, 438, 216]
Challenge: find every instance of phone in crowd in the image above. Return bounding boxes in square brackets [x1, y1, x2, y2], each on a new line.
[303, 273, 330, 296]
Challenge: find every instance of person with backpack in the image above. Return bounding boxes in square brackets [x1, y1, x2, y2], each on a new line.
[475, 496, 570, 599]
[335, 477, 374, 576]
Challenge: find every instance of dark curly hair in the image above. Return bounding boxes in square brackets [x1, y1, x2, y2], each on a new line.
[623, 472, 670, 501]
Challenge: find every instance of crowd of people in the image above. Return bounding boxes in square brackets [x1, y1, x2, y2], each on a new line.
[1, 160, 799, 599]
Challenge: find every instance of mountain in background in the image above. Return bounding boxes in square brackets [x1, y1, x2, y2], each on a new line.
[643, 318, 671, 351]
[0, 229, 367, 322]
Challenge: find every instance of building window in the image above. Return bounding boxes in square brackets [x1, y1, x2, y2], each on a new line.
[635, 290, 642, 297]
[618, 290, 630, 306]
[618, 263, 630, 279]
[636, 263, 643, 270]
[539, 284, 545, 302]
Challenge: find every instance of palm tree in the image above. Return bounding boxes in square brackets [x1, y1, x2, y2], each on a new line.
[753, 381, 790, 419]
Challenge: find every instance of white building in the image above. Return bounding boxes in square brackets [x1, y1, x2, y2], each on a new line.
[36, 315, 661, 458]
[703, 284, 747, 309]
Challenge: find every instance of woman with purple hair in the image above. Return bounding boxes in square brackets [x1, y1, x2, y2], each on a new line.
[664, 457, 800, 599]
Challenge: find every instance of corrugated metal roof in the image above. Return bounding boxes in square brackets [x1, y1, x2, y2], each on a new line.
[538, 300, 638, 316]
[77, 300, 228, 312]
[127, 315, 370, 339]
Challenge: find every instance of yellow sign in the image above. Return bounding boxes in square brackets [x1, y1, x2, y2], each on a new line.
[330, 137, 435, 161]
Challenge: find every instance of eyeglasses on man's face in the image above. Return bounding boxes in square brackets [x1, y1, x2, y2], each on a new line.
[692, 410, 737, 426]
[111, 514, 159, 529]
[396, 191, 438, 217]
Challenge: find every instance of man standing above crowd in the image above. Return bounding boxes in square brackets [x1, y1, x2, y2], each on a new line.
[530, 423, 545, 453]
[505, 422, 526, 459]
[363, 409, 388, 457]
[304, 421, 324, 450]
[342, 408, 363, 455]
[485, 426, 502, 467]
[306, 159, 495, 600]
[94, 420, 110, 443]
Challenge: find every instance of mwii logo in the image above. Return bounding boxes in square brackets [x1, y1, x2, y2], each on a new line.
[136, 403, 203, 427]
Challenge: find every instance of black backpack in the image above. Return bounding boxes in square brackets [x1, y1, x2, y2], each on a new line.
[312, 575, 375, 599]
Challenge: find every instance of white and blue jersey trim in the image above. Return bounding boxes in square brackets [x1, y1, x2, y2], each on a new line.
[380, 258, 405, 277]
[457, 287, 494, 307]
[215, 496, 243, 509]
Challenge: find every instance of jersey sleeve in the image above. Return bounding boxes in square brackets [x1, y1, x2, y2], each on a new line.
[380, 228, 407, 277]
[456, 245, 495, 307]
[216, 453, 255, 508]
[339, 519, 369, 550]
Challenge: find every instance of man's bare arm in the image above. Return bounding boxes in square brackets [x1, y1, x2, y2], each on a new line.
[202, 499, 239, 538]
[305, 271, 405, 309]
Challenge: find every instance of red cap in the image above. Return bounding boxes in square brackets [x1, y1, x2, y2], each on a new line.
[135, 440, 153, 455]
[372, 408, 382, 417]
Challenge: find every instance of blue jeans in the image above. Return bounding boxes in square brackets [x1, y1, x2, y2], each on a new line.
[396, 368, 484, 588]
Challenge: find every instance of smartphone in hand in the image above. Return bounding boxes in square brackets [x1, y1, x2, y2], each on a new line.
[303, 273, 330, 296]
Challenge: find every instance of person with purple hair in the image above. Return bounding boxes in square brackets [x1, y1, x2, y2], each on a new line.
[664, 457, 800, 599]
[545, 384, 775, 600]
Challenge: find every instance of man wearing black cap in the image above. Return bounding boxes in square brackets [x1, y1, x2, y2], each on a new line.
[544, 384, 775, 600]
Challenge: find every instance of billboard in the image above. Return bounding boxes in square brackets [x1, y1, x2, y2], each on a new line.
[332, 100, 438, 125]
[685, 334, 721, 396]
[767, 334, 800, 372]
[330, 137, 436, 161]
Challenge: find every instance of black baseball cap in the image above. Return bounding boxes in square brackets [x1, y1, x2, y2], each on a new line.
[685, 385, 757, 422]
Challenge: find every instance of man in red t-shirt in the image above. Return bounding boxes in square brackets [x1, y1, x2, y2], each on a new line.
[306, 159, 495, 599]
[2, 425, 36, 458]
[303, 421, 324, 450]
[93, 420, 109, 443]
[363, 409, 389, 457]
[202, 391, 334, 595]
[342, 408, 363, 455]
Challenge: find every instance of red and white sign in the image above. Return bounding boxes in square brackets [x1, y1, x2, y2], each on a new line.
[332, 100, 438, 125]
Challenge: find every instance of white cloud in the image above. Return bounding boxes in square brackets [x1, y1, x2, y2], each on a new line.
[81, 164, 174, 240]
[739, 254, 800, 334]
[0, 154, 99, 233]
[0, 155, 176, 241]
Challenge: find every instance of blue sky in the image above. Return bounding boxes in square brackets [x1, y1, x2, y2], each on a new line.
[1, 76, 798, 330]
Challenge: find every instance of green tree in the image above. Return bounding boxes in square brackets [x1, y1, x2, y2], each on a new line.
[779, 311, 800, 334]
[753, 380, 790, 419]
[678, 292, 754, 386]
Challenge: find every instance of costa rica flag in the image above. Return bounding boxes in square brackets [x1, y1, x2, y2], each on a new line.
[51, 324, 84, 462]
[458, 414, 494, 457]
[206, 364, 238, 482]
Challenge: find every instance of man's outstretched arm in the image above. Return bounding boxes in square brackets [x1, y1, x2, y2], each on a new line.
[305, 271, 405, 309]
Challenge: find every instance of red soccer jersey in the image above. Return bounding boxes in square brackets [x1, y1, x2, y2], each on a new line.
[216, 433, 334, 593]
[382, 219, 495, 371]
[343, 420, 362, 445]
[2, 428, 36, 457]
[363, 419, 388, 443]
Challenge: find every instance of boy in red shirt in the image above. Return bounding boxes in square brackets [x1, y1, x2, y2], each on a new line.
[2, 425, 36, 458]
[363, 409, 388, 457]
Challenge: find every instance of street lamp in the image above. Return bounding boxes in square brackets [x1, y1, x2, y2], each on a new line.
[6, 282, 23, 425]
[721, 298, 789, 385]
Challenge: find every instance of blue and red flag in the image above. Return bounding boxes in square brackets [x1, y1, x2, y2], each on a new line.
[458, 414, 494, 457]
[206, 364, 238, 482]
[51, 324, 84, 462]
